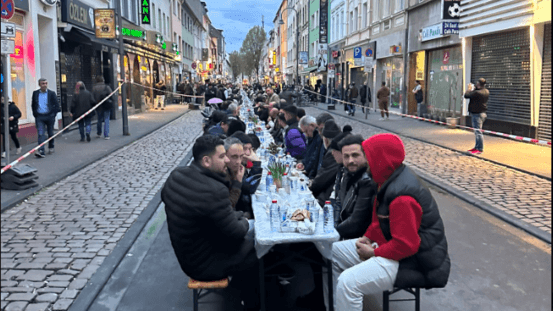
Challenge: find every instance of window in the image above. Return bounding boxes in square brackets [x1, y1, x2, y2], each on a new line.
[174, 1, 177, 15]
[383, 20, 390, 30]
[158, 9, 162, 31]
[354, 7, 358, 31]
[167, 16, 170, 36]
[395, 0, 404, 12]
[362, 3, 368, 28]
[349, 12, 353, 33]
[383, 0, 390, 17]
[373, 0, 380, 22]
[153, 4, 156, 28]
[177, 3, 180, 19]
[340, 11, 344, 37]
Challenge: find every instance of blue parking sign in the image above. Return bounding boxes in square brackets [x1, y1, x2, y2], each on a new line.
[354, 47, 362, 58]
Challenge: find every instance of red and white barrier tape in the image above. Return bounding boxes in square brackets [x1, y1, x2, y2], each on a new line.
[127, 81, 206, 99]
[301, 88, 551, 147]
[1, 84, 123, 175]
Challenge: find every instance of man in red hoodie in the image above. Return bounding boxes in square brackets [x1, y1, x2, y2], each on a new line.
[330, 133, 450, 310]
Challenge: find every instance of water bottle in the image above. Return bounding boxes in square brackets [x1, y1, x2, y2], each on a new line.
[266, 171, 273, 192]
[282, 173, 290, 194]
[323, 201, 334, 233]
[270, 200, 280, 232]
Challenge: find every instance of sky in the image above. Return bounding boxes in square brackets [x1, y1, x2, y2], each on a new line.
[205, 0, 282, 54]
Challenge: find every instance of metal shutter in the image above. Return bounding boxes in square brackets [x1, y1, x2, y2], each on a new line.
[538, 23, 551, 142]
[471, 28, 531, 125]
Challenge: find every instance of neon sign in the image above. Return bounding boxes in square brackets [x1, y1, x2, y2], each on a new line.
[141, 0, 150, 24]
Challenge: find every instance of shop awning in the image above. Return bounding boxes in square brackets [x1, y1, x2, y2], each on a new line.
[70, 28, 120, 53]
[300, 67, 318, 74]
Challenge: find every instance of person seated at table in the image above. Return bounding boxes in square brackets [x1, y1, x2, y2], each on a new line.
[161, 135, 259, 309]
[265, 87, 280, 107]
[327, 128, 351, 214]
[206, 112, 230, 136]
[231, 132, 263, 219]
[266, 107, 279, 131]
[316, 113, 335, 133]
[272, 113, 287, 145]
[298, 115, 324, 179]
[226, 118, 246, 137]
[247, 133, 261, 153]
[330, 133, 450, 311]
[333, 134, 376, 240]
[227, 103, 239, 118]
[310, 119, 342, 207]
[223, 136, 246, 211]
[282, 105, 307, 160]
[297, 108, 306, 122]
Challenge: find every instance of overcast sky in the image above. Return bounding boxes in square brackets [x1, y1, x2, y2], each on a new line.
[205, 0, 282, 53]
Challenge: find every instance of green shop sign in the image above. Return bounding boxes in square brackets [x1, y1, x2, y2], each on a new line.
[122, 27, 144, 39]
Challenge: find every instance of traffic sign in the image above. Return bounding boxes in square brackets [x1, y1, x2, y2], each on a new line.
[1, 0, 14, 20]
[1, 22, 15, 38]
[353, 47, 362, 58]
[365, 48, 374, 58]
[191, 62, 197, 69]
[1, 39, 15, 55]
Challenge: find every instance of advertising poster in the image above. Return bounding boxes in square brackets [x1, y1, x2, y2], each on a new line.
[317, 44, 328, 72]
[94, 9, 116, 39]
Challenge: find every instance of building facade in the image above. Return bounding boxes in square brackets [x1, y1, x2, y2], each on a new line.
[460, 0, 551, 140]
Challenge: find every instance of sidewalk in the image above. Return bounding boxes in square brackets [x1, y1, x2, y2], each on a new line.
[313, 103, 551, 179]
[1, 104, 191, 211]
[81, 186, 551, 311]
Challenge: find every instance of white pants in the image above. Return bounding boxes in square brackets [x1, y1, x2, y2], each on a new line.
[325, 239, 399, 311]
[156, 95, 165, 109]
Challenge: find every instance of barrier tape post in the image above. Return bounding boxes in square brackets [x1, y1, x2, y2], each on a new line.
[1, 84, 125, 175]
[300, 88, 551, 147]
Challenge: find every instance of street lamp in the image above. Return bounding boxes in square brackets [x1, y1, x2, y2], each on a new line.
[278, 7, 300, 86]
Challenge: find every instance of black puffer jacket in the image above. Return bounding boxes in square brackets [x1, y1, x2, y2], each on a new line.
[161, 162, 250, 280]
[310, 148, 340, 207]
[1, 102, 22, 134]
[71, 86, 96, 120]
[336, 168, 376, 239]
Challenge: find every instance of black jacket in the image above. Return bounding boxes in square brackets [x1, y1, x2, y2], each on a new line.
[31, 89, 60, 118]
[184, 84, 194, 95]
[335, 167, 376, 239]
[71, 88, 96, 120]
[310, 148, 340, 207]
[279, 90, 298, 107]
[376, 164, 451, 289]
[303, 130, 323, 178]
[464, 87, 489, 114]
[1, 102, 22, 134]
[360, 85, 371, 103]
[161, 162, 250, 280]
[92, 83, 114, 111]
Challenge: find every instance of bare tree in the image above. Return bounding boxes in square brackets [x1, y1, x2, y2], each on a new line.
[240, 26, 267, 81]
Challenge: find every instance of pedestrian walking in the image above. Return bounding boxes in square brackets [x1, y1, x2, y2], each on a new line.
[155, 80, 167, 110]
[320, 83, 327, 104]
[92, 76, 114, 140]
[377, 82, 390, 120]
[184, 82, 193, 105]
[464, 78, 489, 155]
[412, 80, 424, 117]
[347, 82, 359, 116]
[31, 78, 61, 158]
[1, 96, 22, 158]
[70, 81, 96, 142]
[360, 82, 371, 114]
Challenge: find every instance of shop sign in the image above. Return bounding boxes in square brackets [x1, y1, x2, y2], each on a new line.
[299, 51, 308, 64]
[389, 45, 402, 54]
[442, 0, 461, 20]
[61, 0, 94, 31]
[141, 0, 151, 24]
[317, 44, 328, 72]
[422, 23, 443, 42]
[442, 22, 459, 34]
[319, 0, 328, 43]
[14, 0, 29, 12]
[121, 27, 145, 39]
[332, 51, 339, 58]
[94, 9, 116, 39]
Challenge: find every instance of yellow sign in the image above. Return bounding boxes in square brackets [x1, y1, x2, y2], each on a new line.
[95, 9, 116, 39]
[275, 67, 279, 72]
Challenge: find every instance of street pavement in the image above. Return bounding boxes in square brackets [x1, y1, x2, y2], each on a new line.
[303, 104, 552, 238]
[83, 184, 551, 311]
[1, 110, 203, 311]
[1, 104, 192, 211]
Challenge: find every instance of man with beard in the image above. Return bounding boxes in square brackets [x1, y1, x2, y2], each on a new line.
[298, 115, 324, 179]
[161, 135, 259, 309]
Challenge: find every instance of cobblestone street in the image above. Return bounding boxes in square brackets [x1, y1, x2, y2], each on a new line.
[1, 111, 203, 311]
[304, 107, 552, 234]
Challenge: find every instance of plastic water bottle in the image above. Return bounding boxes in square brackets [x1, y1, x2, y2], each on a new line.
[266, 171, 273, 192]
[282, 173, 290, 194]
[323, 201, 334, 233]
[270, 200, 280, 232]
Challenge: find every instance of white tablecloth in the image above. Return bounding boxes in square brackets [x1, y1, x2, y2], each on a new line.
[252, 196, 340, 259]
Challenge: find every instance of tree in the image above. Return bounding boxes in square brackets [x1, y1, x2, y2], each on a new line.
[240, 26, 267, 81]
[228, 51, 243, 81]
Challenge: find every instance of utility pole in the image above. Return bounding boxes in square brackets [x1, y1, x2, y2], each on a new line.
[262, 15, 264, 29]
[116, 0, 130, 136]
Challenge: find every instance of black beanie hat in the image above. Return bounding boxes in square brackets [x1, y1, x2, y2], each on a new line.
[328, 132, 351, 151]
[322, 120, 341, 139]
[231, 131, 253, 145]
[282, 105, 298, 116]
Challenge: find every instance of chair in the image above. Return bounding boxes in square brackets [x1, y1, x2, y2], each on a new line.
[187, 278, 229, 311]
[383, 287, 421, 311]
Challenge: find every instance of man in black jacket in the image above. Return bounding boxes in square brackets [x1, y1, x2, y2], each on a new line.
[334, 135, 376, 239]
[31, 78, 61, 157]
[359, 82, 371, 114]
[161, 135, 258, 309]
[70, 82, 96, 142]
[464, 78, 489, 155]
[310, 119, 341, 207]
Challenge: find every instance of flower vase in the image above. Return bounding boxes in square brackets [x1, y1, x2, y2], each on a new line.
[274, 178, 282, 189]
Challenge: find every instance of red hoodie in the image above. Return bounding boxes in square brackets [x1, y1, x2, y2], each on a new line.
[361, 134, 422, 261]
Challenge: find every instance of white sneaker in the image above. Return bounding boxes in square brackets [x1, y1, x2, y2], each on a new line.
[16, 147, 22, 154]
[1, 152, 5, 158]
[379, 118, 385, 121]
[105, 136, 110, 140]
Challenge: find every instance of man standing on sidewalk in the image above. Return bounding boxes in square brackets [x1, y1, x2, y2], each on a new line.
[92, 76, 113, 140]
[347, 82, 359, 117]
[360, 82, 371, 114]
[464, 78, 489, 155]
[413, 80, 424, 117]
[377, 82, 390, 120]
[31, 78, 60, 158]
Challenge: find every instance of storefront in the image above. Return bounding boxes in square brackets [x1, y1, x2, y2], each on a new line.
[537, 23, 551, 142]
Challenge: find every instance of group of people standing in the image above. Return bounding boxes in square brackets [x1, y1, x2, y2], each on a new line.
[161, 82, 451, 311]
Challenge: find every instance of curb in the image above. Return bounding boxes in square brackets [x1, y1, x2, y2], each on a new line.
[68, 146, 195, 311]
[310, 104, 551, 244]
[0, 109, 192, 213]
[310, 104, 551, 181]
